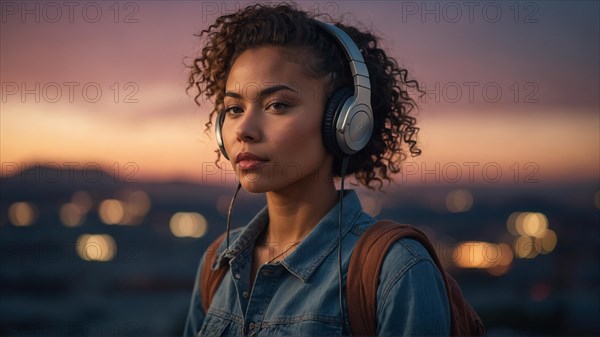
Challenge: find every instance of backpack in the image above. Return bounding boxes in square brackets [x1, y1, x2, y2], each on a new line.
[346, 220, 484, 336]
[199, 220, 485, 336]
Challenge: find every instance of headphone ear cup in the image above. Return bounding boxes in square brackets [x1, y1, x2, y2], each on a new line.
[322, 87, 354, 157]
[215, 109, 229, 160]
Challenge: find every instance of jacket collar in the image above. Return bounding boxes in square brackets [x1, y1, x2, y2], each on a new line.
[212, 190, 364, 282]
[211, 207, 269, 270]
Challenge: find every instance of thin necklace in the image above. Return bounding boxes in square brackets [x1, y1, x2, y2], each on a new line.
[266, 241, 300, 264]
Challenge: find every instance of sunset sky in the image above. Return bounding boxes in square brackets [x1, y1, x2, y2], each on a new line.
[1, 1, 598, 184]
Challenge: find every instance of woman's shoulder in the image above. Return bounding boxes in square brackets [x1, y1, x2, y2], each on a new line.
[354, 221, 442, 282]
[347, 212, 437, 263]
[347, 210, 377, 237]
[351, 219, 436, 262]
[386, 236, 436, 264]
[369, 232, 452, 335]
[377, 235, 445, 296]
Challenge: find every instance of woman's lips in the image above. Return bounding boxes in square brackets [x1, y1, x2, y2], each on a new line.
[237, 160, 266, 170]
[235, 152, 268, 170]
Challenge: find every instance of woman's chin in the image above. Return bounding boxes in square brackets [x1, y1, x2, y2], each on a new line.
[239, 179, 271, 194]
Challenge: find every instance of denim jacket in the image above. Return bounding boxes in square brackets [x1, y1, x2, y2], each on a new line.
[184, 190, 450, 336]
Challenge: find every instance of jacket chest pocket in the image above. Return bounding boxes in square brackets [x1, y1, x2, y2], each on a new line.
[260, 320, 343, 336]
[198, 314, 234, 337]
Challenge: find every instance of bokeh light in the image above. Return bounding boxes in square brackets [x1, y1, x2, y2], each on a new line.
[98, 199, 125, 225]
[454, 241, 498, 268]
[509, 211, 557, 259]
[8, 202, 37, 226]
[97, 191, 151, 225]
[60, 203, 84, 227]
[535, 229, 558, 254]
[71, 190, 93, 213]
[497, 243, 514, 266]
[486, 243, 514, 276]
[76, 234, 117, 262]
[124, 190, 151, 217]
[516, 212, 548, 238]
[514, 235, 538, 259]
[446, 189, 473, 213]
[117, 190, 151, 225]
[453, 241, 514, 274]
[169, 212, 208, 238]
[506, 212, 521, 236]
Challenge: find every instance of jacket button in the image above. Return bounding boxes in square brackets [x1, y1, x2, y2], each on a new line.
[242, 291, 249, 298]
[234, 273, 241, 279]
[249, 322, 256, 330]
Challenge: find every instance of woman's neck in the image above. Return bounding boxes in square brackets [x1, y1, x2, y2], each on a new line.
[263, 180, 338, 246]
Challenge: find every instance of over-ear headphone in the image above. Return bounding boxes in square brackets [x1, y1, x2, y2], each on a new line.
[215, 21, 372, 160]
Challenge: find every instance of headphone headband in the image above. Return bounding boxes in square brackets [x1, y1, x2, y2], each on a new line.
[314, 22, 371, 95]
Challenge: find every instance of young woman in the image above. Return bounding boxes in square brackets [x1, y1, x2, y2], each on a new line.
[184, 3, 450, 336]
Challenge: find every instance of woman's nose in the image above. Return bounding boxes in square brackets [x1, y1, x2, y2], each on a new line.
[234, 108, 262, 143]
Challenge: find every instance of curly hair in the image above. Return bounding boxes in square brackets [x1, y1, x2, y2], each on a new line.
[187, 3, 422, 190]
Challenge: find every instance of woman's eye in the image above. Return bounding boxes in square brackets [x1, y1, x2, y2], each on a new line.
[225, 106, 243, 116]
[267, 102, 289, 111]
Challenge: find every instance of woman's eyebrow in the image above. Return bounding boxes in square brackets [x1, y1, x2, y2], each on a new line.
[224, 85, 299, 100]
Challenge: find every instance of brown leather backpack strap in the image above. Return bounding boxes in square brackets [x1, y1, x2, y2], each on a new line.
[347, 220, 419, 336]
[347, 220, 484, 336]
[347, 220, 447, 336]
[393, 226, 484, 336]
[199, 232, 229, 313]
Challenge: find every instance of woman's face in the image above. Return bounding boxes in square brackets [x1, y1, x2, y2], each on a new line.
[221, 46, 333, 193]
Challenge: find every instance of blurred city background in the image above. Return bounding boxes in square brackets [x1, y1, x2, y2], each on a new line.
[1, 1, 598, 336]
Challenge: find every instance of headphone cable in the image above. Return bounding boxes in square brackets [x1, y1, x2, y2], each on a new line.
[226, 182, 242, 251]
